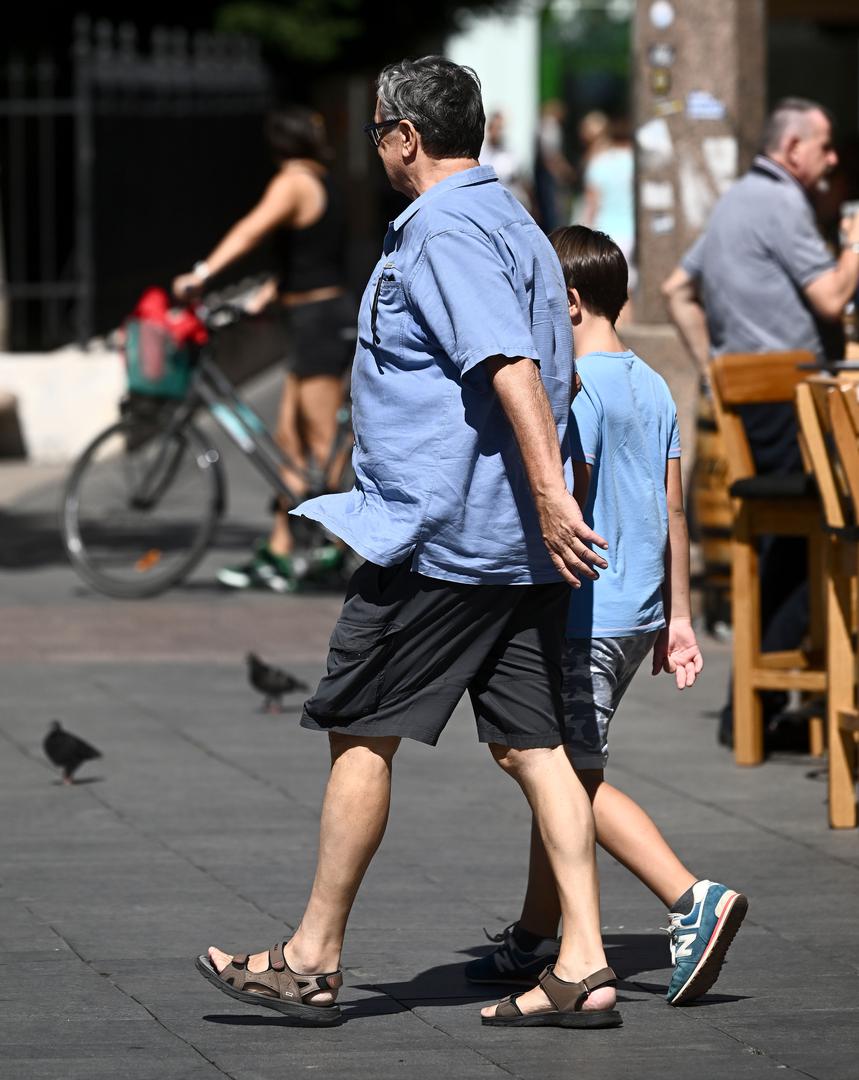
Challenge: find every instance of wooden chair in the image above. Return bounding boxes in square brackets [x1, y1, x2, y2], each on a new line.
[820, 381, 859, 827]
[709, 351, 825, 766]
[796, 377, 859, 827]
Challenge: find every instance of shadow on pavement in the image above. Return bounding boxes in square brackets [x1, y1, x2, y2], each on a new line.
[200, 933, 749, 1026]
[0, 510, 66, 569]
[203, 994, 405, 1026]
[347, 933, 671, 1010]
[0, 509, 265, 572]
[632, 982, 750, 1006]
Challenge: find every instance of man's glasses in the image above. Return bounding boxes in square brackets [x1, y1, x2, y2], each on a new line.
[363, 118, 404, 147]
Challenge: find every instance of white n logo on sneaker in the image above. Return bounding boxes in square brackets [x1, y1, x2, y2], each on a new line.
[673, 933, 697, 960]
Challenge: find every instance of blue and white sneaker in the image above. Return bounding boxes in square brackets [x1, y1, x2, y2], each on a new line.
[665, 880, 748, 1005]
[465, 924, 559, 985]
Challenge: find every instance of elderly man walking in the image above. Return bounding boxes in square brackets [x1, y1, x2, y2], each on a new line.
[195, 57, 622, 1031]
[663, 97, 859, 747]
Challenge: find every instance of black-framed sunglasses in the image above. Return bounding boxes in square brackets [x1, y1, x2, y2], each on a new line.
[363, 117, 404, 147]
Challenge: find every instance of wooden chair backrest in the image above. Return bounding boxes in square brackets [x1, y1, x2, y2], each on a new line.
[711, 350, 817, 405]
[796, 377, 847, 529]
[828, 382, 859, 520]
[709, 351, 815, 486]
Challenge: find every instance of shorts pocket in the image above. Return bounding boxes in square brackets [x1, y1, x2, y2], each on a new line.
[306, 618, 403, 722]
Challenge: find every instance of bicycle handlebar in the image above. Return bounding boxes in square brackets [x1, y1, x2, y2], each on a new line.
[197, 301, 252, 332]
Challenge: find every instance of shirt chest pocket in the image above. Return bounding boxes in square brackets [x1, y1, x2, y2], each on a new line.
[369, 263, 406, 360]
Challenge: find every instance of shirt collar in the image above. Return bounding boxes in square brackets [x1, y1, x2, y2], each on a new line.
[751, 154, 807, 197]
[391, 165, 498, 233]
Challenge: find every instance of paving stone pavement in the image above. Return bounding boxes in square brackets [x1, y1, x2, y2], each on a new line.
[1, 368, 858, 1079]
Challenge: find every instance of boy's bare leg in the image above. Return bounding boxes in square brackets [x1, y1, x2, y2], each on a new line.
[481, 746, 614, 1017]
[518, 766, 697, 938]
[208, 733, 399, 1003]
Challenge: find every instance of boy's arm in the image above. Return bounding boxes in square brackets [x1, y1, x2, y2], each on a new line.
[652, 456, 704, 689]
[572, 460, 591, 507]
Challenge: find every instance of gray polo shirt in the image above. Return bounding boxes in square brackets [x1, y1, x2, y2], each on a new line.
[682, 155, 836, 360]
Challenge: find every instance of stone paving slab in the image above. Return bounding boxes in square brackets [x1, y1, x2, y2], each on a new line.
[2, 641, 858, 1079]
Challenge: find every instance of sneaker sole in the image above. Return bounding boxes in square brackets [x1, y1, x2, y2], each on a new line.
[668, 891, 748, 1006]
[217, 570, 254, 589]
[263, 576, 295, 594]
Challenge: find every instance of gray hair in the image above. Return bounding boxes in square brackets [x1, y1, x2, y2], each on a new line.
[376, 56, 485, 160]
[761, 97, 833, 154]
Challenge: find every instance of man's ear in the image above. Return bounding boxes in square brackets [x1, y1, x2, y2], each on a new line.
[783, 133, 803, 168]
[399, 119, 419, 162]
[567, 286, 583, 323]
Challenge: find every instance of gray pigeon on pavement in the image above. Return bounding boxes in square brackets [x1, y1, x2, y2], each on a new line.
[246, 652, 308, 713]
[43, 720, 101, 783]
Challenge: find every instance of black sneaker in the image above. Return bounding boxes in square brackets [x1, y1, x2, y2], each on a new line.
[464, 924, 559, 985]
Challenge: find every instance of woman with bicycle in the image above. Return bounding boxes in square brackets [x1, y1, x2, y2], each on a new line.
[173, 106, 353, 592]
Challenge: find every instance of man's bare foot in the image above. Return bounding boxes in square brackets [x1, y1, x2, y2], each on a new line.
[207, 945, 337, 1006]
[480, 971, 615, 1019]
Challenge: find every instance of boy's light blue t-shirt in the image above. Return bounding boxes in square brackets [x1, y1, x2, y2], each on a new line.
[567, 350, 681, 638]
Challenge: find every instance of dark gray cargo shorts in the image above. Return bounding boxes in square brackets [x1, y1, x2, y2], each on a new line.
[301, 559, 568, 748]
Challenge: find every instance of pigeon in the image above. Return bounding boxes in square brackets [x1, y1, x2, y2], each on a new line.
[43, 720, 101, 784]
[246, 652, 308, 713]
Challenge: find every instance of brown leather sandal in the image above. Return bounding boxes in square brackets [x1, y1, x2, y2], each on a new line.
[195, 941, 343, 1025]
[481, 964, 622, 1028]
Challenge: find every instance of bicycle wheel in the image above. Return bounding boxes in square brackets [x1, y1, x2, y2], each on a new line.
[61, 416, 225, 598]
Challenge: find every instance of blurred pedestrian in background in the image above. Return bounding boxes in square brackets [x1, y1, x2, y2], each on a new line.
[480, 110, 530, 209]
[533, 99, 576, 232]
[577, 115, 635, 303]
[662, 97, 859, 747]
[173, 107, 353, 593]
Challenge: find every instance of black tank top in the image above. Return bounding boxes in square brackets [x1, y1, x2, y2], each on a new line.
[274, 172, 345, 293]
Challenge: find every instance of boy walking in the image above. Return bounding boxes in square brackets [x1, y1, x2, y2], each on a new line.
[475, 227, 747, 1013]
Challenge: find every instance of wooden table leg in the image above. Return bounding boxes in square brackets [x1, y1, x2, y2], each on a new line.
[808, 532, 826, 758]
[826, 537, 857, 828]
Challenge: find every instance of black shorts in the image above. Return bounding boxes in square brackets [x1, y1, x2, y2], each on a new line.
[301, 559, 568, 748]
[279, 295, 355, 378]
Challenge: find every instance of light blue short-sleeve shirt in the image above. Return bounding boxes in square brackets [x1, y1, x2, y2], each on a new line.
[293, 166, 573, 584]
[567, 350, 680, 638]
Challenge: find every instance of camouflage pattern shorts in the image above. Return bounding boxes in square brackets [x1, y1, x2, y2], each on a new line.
[561, 631, 660, 769]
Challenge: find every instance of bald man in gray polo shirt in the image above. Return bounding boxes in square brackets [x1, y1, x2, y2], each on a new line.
[664, 97, 859, 472]
[663, 98, 859, 745]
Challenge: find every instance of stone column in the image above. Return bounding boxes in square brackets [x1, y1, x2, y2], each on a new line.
[621, 0, 767, 498]
[632, 0, 767, 323]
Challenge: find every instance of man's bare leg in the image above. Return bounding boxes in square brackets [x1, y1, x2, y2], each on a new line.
[518, 767, 697, 940]
[208, 733, 399, 1004]
[481, 746, 614, 1017]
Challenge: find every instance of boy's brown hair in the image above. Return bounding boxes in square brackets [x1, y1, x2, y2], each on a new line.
[549, 225, 628, 325]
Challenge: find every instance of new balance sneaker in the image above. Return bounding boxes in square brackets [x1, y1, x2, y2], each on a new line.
[464, 924, 559, 985]
[217, 544, 294, 594]
[665, 880, 748, 1005]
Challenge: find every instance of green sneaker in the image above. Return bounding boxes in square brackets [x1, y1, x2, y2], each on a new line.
[290, 544, 344, 583]
[217, 544, 295, 593]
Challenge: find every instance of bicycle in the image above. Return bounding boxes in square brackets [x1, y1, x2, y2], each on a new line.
[60, 303, 356, 599]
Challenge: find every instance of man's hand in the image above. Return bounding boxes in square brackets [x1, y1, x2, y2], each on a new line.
[652, 617, 704, 689]
[537, 487, 608, 588]
[842, 211, 859, 247]
[172, 273, 204, 304]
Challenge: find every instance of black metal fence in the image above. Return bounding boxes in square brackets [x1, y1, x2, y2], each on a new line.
[0, 16, 272, 351]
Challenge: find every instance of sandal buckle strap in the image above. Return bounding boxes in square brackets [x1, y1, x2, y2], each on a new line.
[538, 964, 617, 1013]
